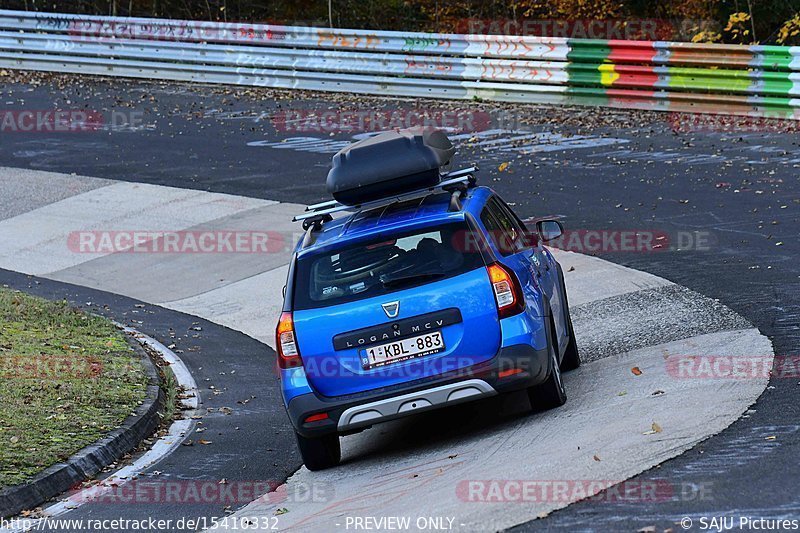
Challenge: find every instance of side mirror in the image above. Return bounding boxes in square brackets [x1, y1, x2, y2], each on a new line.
[536, 220, 564, 242]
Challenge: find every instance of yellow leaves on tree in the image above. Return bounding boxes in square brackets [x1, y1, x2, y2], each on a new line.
[777, 14, 800, 45]
[724, 12, 753, 44]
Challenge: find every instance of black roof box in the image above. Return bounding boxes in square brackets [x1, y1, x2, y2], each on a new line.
[326, 127, 456, 206]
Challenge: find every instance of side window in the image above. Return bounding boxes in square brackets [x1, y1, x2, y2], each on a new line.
[481, 197, 523, 255]
[495, 198, 536, 249]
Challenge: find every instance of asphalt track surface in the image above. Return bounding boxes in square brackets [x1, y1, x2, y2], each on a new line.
[1, 74, 799, 530]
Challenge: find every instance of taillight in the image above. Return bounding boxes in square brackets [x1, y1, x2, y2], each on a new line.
[276, 312, 303, 369]
[487, 263, 525, 319]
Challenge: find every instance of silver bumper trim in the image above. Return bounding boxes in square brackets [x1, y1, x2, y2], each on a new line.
[337, 379, 497, 431]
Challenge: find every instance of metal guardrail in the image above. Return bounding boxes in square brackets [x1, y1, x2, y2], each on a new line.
[1, 9, 798, 117]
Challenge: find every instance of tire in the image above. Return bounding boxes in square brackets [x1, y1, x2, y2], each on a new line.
[527, 317, 567, 411]
[295, 432, 341, 471]
[557, 264, 581, 372]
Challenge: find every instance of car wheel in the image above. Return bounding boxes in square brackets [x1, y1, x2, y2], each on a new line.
[528, 320, 567, 410]
[295, 431, 341, 471]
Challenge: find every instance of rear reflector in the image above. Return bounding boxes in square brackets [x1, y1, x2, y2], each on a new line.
[304, 412, 329, 423]
[499, 368, 524, 379]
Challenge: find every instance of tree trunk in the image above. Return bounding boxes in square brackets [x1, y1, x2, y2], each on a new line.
[746, 0, 757, 42]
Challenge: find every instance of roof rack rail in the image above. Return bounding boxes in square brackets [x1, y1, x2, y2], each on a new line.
[294, 165, 478, 224]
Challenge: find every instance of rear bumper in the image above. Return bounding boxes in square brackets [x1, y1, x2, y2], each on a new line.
[286, 342, 549, 438]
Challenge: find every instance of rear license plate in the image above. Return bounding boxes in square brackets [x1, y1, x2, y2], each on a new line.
[361, 331, 445, 369]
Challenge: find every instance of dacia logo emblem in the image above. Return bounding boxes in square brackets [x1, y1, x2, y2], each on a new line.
[381, 301, 400, 319]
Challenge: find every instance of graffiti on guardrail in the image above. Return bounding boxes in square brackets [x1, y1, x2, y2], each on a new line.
[7, 10, 800, 118]
[36, 15, 292, 44]
[404, 58, 453, 75]
[403, 36, 451, 52]
[317, 32, 380, 49]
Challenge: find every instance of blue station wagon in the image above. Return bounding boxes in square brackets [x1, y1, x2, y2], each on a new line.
[277, 128, 580, 470]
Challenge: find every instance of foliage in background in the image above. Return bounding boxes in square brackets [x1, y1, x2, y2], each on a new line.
[0, 0, 797, 44]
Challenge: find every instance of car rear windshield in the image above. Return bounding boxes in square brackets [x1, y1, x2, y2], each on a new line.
[292, 221, 486, 310]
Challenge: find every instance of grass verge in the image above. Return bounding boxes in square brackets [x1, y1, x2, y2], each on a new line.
[0, 289, 149, 488]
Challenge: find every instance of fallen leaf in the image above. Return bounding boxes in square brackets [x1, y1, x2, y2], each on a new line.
[643, 422, 662, 435]
[275, 508, 289, 515]
[765, 435, 777, 441]
[593, 454, 601, 462]
[567, 266, 575, 272]
[631, 367, 643, 376]
[498, 162, 509, 172]
[652, 390, 665, 396]
[198, 439, 212, 445]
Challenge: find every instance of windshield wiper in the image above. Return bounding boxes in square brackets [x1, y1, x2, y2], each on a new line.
[380, 271, 446, 289]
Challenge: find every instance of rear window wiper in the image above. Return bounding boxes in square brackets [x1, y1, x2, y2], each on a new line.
[380, 271, 446, 289]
